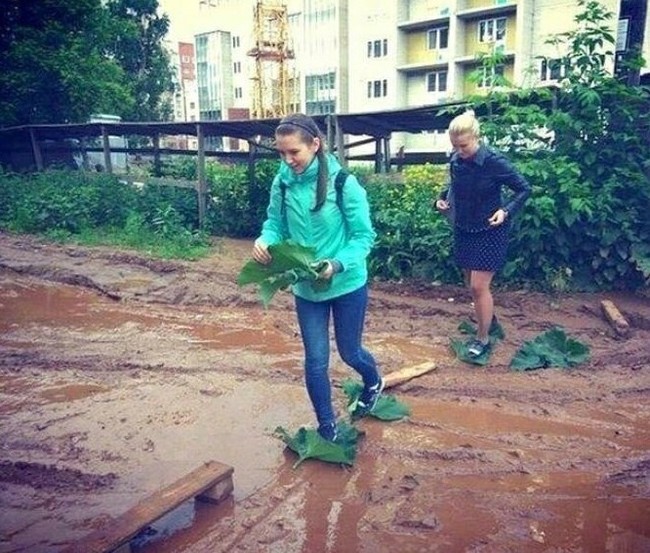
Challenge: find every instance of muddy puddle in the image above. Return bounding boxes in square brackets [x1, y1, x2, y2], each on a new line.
[1, 277, 649, 552]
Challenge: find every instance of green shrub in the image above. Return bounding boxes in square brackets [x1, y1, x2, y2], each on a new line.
[204, 159, 278, 237]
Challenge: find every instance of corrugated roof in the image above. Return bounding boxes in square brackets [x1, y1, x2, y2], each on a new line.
[0, 101, 469, 142]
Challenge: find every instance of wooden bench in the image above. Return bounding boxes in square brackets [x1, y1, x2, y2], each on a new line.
[62, 460, 234, 553]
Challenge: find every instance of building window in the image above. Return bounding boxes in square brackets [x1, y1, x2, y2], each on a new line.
[478, 17, 506, 43]
[306, 72, 336, 115]
[540, 58, 568, 81]
[373, 40, 382, 57]
[616, 18, 630, 51]
[477, 65, 505, 88]
[234, 87, 243, 99]
[189, 102, 195, 109]
[233, 61, 241, 73]
[427, 27, 449, 50]
[368, 38, 388, 58]
[426, 70, 448, 92]
[368, 80, 387, 98]
[232, 35, 240, 48]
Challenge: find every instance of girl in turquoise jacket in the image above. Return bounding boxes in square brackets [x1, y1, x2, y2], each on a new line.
[252, 113, 383, 441]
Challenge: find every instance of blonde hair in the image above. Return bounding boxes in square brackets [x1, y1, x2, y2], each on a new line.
[448, 110, 480, 138]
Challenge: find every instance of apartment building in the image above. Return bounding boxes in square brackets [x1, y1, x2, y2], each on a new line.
[161, 0, 648, 154]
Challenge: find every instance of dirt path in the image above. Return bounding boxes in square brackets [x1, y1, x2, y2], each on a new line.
[0, 232, 649, 552]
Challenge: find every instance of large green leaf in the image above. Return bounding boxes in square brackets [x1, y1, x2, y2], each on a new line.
[342, 380, 411, 421]
[458, 319, 506, 340]
[510, 326, 590, 371]
[450, 338, 492, 366]
[451, 319, 503, 366]
[274, 421, 361, 468]
[237, 240, 330, 306]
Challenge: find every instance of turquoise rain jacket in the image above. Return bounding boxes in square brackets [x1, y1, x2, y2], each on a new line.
[258, 153, 376, 302]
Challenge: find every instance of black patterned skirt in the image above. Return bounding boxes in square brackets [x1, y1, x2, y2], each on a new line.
[454, 223, 510, 273]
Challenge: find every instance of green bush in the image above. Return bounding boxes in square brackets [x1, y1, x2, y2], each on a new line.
[0, 170, 138, 233]
[364, 165, 459, 283]
[204, 159, 278, 237]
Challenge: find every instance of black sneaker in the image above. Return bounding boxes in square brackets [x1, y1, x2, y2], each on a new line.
[466, 338, 491, 358]
[317, 422, 338, 442]
[352, 377, 385, 418]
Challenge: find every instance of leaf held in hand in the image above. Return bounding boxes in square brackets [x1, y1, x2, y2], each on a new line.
[237, 240, 330, 306]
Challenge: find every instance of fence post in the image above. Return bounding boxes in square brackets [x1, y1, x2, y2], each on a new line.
[326, 114, 335, 153]
[79, 138, 90, 170]
[383, 136, 391, 173]
[334, 115, 347, 168]
[153, 133, 161, 177]
[374, 138, 382, 173]
[196, 123, 206, 228]
[101, 126, 113, 173]
[29, 128, 43, 171]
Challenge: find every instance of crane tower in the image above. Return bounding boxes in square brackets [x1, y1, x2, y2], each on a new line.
[247, 0, 298, 119]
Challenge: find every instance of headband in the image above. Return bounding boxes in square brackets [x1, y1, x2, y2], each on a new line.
[277, 121, 318, 137]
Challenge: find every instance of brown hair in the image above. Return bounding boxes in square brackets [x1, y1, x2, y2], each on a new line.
[276, 113, 329, 211]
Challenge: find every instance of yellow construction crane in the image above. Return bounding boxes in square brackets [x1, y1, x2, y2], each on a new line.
[247, 0, 298, 119]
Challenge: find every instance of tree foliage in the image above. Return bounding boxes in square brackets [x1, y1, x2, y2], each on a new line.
[0, 0, 173, 125]
[105, 0, 174, 121]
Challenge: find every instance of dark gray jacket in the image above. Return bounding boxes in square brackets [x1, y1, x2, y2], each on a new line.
[440, 145, 531, 232]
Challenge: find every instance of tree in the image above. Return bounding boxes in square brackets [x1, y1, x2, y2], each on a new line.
[105, 0, 174, 121]
[0, 0, 132, 125]
[0, 0, 174, 126]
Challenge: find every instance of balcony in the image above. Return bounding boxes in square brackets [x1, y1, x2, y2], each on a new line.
[457, 0, 517, 20]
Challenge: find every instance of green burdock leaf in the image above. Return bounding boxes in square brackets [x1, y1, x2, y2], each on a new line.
[458, 319, 505, 340]
[342, 379, 411, 421]
[274, 421, 361, 468]
[237, 240, 331, 307]
[450, 338, 491, 366]
[510, 326, 590, 371]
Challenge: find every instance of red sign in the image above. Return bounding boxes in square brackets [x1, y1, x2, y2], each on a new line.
[178, 42, 195, 81]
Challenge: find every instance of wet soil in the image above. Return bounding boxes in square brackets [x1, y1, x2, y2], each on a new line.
[0, 231, 649, 553]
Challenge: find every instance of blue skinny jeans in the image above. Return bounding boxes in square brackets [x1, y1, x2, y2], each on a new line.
[294, 284, 380, 427]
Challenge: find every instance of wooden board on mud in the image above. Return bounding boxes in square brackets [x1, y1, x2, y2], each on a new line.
[384, 361, 436, 389]
[62, 460, 234, 553]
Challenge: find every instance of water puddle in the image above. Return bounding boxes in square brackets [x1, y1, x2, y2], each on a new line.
[1, 278, 649, 552]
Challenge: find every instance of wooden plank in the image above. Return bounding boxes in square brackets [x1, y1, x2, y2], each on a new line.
[601, 299, 630, 337]
[383, 361, 437, 389]
[62, 460, 233, 553]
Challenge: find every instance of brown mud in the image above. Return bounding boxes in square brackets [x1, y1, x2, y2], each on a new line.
[0, 231, 649, 553]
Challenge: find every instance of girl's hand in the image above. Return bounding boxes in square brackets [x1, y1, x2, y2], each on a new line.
[313, 260, 335, 280]
[252, 239, 272, 265]
[488, 209, 508, 226]
[435, 199, 450, 212]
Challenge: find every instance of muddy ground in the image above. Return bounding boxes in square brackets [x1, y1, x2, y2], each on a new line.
[0, 231, 649, 553]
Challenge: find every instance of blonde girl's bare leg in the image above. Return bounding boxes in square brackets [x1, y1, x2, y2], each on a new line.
[469, 270, 495, 343]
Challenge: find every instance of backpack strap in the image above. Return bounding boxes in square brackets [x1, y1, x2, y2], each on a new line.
[279, 180, 288, 215]
[334, 170, 348, 210]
